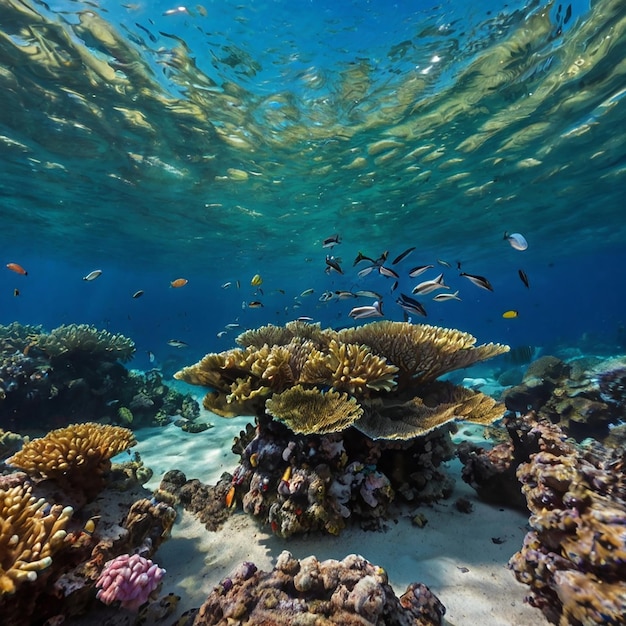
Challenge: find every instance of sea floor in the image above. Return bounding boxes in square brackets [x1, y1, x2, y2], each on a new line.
[69, 407, 551, 626]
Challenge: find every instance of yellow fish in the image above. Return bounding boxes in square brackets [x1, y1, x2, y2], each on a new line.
[502, 310, 519, 319]
[251, 274, 263, 286]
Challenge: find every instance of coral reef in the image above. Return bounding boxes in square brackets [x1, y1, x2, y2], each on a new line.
[192, 551, 445, 626]
[8, 422, 136, 502]
[0, 454, 174, 626]
[0, 483, 72, 595]
[0, 322, 199, 430]
[174, 320, 507, 536]
[95, 553, 166, 611]
[508, 417, 626, 625]
[501, 354, 626, 441]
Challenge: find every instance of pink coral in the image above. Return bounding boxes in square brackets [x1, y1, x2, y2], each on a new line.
[95, 553, 165, 611]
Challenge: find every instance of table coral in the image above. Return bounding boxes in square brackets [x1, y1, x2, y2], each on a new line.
[174, 320, 507, 536]
[8, 422, 136, 501]
[95, 553, 165, 611]
[192, 551, 445, 626]
[0, 483, 72, 595]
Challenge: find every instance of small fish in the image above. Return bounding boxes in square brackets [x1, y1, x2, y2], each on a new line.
[224, 323, 241, 329]
[376, 250, 389, 264]
[357, 265, 376, 278]
[6, 262, 27, 276]
[518, 269, 530, 288]
[236, 280, 240, 289]
[502, 310, 519, 319]
[216, 331, 227, 338]
[322, 234, 341, 248]
[433, 290, 461, 302]
[390, 280, 398, 292]
[460, 272, 494, 292]
[225, 485, 236, 508]
[334, 290, 357, 300]
[408, 264, 434, 278]
[105, 399, 120, 406]
[412, 273, 448, 296]
[132, 290, 144, 299]
[297, 316, 314, 322]
[247, 301, 264, 308]
[391, 246, 415, 265]
[354, 290, 382, 299]
[300, 288, 315, 296]
[82, 515, 100, 536]
[163, 6, 190, 16]
[437, 259, 451, 268]
[353, 251, 376, 265]
[167, 339, 189, 348]
[13, 288, 19, 297]
[319, 291, 335, 302]
[504, 232, 528, 251]
[325, 255, 343, 274]
[396, 293, 427, 317]
[348, 300, 384, 319]
[378, 265, 399, 279]
[221, 281, 232, 289]
[251, 274, 263, 286]
[170, 278, 188, 288]
[147, 351, 155, 363]
[83, 269, 102, 281]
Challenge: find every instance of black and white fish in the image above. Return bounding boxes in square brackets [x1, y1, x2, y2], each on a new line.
[391, 247, 415, 265]
[460, 272, 494, 291]
[433, 290, 461, 302]
[412, 273, 448, 296]
[325, 255, 343, 274]
[322, 234, 341, 248]
[408, 264, 434, 278]
[348, 300, 384, 319]
[396, 293, 427, 317]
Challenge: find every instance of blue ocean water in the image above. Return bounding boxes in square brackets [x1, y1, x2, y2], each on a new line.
[1, 0, 625, 365]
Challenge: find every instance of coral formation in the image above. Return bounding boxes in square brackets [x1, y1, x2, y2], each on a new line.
[175, 320, 507, 536]
[0, 323, 199, 430]
[502, 354, 626, 441]
[192, 551, 445, 625]
[0, 483, 72, 595]
[95, 553, 166, 611]
[8, 422, 136, 501]
[36, 323, 136, 362]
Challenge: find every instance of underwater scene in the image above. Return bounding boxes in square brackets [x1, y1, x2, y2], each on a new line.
[1, 0, 626, 624]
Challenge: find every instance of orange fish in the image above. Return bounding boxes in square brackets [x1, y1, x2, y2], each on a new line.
[225, 485, 236, 508]
[170, 278, 188, 288]
[6, 263, 27, 276]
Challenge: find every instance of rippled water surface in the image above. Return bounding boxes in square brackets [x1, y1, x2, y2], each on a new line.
[1, 0, 625, 356]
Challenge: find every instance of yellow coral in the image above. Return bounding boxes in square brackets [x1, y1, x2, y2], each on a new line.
[300, 340, 398, 395]
[337, 321, 509, 386]
[265, 385, 363, 435]
[8, 423, 136, 499]
[36, 324, 135, 362]
[0, 484, 72, 595]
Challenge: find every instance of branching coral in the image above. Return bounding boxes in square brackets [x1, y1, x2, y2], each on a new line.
[0, 484, 72, 595]
[266, 385, 363, 435]
[0, 322, 43, 355]
[300, 340, 398, 395]
[236, 320, 335, 350]
[8, 423, 136, 500]
[36, 324, 135, 362]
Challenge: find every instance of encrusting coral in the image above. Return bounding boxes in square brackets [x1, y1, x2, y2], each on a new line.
[8, 422, 136, 501]
[173, 320, 508, 536]
[0, 483, 73, 596]
[192, 551, 445, 626]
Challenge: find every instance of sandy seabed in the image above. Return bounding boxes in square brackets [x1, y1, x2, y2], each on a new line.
[75, 408, 548, 626]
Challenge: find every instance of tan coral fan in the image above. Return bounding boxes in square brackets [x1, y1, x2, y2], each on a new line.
[266, 386, 363, 435]
[0, 484, 72, 596]
[8, 423, 136, 481]
[337, 321, 509, 385]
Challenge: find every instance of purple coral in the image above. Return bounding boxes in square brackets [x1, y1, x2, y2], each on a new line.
[95, 553, 165, 611]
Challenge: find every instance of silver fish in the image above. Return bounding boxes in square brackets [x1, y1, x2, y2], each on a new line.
[167, 339, 188, 348]
[378, 265, 399, 279]
[83, 269, 102, 281]
[221, 281, 232, 289]
[348, 301, 384, 319]
[412, 273, 448, 295]
[297, 316, 314, 322]
[408, 264, 434, 278]
[325, 255, 343, 274]
[357, 265, 376, 278]
[433, 290, 461, 302]
[437, 259, 451, 268]
[334, 290, 357, 300]
[354, 289, 382, 299]
[225, 323, 241, 329]
[322, 234, 341, 248]
[319, 291, 335, 302]
[217, 331, 227, 338]
[132, 290, 144, 299]
[300, 288, 315, 296]
[391, 247, 415, 265]
[460, 272, 494, 292]
[396, 293, 427, 317]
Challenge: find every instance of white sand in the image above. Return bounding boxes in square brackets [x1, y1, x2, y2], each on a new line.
[127, 414, 548, 626]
